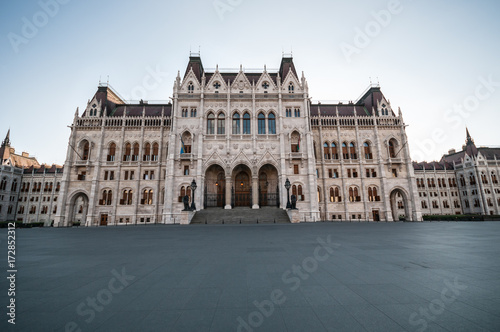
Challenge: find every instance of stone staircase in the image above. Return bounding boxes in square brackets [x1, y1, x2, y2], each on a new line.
[190, 207, 290, 224]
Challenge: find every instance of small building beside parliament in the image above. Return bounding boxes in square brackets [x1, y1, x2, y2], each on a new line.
[1, 54, 498, 225]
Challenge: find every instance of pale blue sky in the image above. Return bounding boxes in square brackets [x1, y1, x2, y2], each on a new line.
[1, 0, 499, 164]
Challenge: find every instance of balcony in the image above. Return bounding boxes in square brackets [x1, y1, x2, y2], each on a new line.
[290, 152, 304, 160]
[74, 160, 91, 167]
[389, 158, 403, 164]
[180, 153, 192, 160]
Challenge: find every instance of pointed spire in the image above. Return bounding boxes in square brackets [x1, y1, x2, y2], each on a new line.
[466, 127, 473, 144]
[239, 64, 243, 72]
[464, 127, 478, 157]
[216, 64, 219, 72]
[2, 129, 10, 147]
[264, 64, 267, 73]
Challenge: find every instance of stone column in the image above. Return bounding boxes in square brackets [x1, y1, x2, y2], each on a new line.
[252, 176, 259, 209]
[225, 176, 232, 209]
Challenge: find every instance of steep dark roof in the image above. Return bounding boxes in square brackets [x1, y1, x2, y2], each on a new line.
[82, 85, 172, 118]
[413, 161, 454, 171]
[310, 104, 372, 117]
[205, 72, 279, 86]
[356, 86, 386, 113]
[23, 164, 63, 174]
[111, 104, 172, 117]
[441, 150, 466, 164]
[478, 147, 500, 160]
[84, 85, 125, 117]
[310, 86, 390, 117]
[279, 56, 298, 80]
[184, 55, 204, 82]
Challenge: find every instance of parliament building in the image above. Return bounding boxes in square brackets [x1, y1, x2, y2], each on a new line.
[1, 54, 498, 225]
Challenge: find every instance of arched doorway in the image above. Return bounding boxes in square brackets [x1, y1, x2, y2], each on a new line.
[390, 188, 409, 221]
[69, 192, 89, 226]
[232, 164, 252, 207]
[204, 164, 225, 208]
[258, 164, 279, 207]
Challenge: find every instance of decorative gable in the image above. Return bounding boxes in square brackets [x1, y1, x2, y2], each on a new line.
[180, 67, 201, 94]
[281, 70, 300, 94]
[231, 69, 252, 93]
[255, 70, 278, 93]
[205, 69, 228, 93]
[85, 96, 102, 117]
[377, 98, 392, 116]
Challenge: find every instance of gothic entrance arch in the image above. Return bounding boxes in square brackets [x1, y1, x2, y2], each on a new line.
[232, 164, 252, 207]
[258, 164, 279, 207]
[390, 188, 409, 221]
[204, 164, 225, 208]
[69, 192, 89, 226]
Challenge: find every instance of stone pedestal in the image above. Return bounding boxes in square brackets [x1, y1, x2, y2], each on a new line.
[165, 211, 195, 225]
[287, 209, 301, 223]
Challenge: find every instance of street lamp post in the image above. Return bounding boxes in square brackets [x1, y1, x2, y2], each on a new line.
[190, 179, 197, 211]
[285, 178, 291, 209]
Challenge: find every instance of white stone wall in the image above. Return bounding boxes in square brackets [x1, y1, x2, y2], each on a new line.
[17, 170, 62, 225]
[0, 165, 22, 222]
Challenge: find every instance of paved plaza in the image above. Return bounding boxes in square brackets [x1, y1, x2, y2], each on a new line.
[2, 222, 500, 331]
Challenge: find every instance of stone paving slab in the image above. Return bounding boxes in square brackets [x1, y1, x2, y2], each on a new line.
[1, 222, 500, 331]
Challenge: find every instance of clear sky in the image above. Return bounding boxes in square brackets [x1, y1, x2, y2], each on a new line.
[1, 0, 499, 165]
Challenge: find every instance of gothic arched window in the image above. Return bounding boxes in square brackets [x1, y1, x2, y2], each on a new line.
[364, 142, 372, 159]
[207, 113, 215, 135]
[232, 113, 240, 134]
[217, 113, 225, 135]
[268, 113, 276, 134]
[258, 113, 266, 134]
[243, 113, 251, 134]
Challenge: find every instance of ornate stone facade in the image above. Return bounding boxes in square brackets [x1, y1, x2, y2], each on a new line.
[50, 54, 423, 226]
[4, 74, 497, 224]
[414, 130, 500, 216]
[0, 130, 63, 224]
